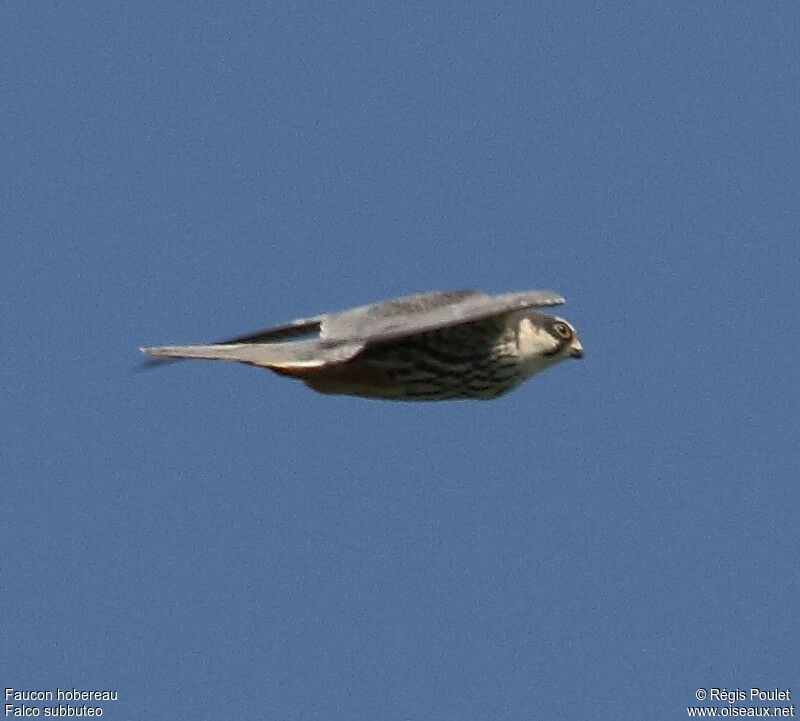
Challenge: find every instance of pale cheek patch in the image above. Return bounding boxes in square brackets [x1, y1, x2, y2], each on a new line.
[517, 318, 558, 358]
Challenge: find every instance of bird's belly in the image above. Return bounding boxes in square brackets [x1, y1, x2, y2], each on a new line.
[352, 342, 524, 400]
[272, 320, 526, 400]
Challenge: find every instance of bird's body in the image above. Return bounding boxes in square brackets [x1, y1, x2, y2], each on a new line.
[141, 289, 583, 401]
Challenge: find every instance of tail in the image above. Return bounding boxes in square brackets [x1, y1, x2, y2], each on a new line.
[139, 339, 364, 370]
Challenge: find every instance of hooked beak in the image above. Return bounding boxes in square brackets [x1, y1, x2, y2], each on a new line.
[568, 341, 584, 359]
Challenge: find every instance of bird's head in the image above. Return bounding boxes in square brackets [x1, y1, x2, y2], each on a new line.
[515, 311, 584, 374]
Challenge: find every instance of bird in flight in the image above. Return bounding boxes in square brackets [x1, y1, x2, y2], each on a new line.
[140, 289, 583, 401]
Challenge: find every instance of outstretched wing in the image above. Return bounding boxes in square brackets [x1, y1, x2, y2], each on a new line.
[139, 289, 565, 369]
[209, 290, 488, 344]
[140, 337, 364, 369]
[137, 314, 326, 370]
[321, 289, 565, 344]
[140, 291, 484, 368]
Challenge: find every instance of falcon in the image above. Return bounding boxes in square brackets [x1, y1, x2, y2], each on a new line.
[140, 289, 583, 400]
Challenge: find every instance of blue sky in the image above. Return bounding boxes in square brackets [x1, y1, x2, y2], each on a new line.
[2, 2, 798, 719]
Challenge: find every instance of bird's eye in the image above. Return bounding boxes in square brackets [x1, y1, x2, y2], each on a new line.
[553, 322, 573, 340]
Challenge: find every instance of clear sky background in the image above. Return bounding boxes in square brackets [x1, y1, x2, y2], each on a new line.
[3, 2, 798, 719]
